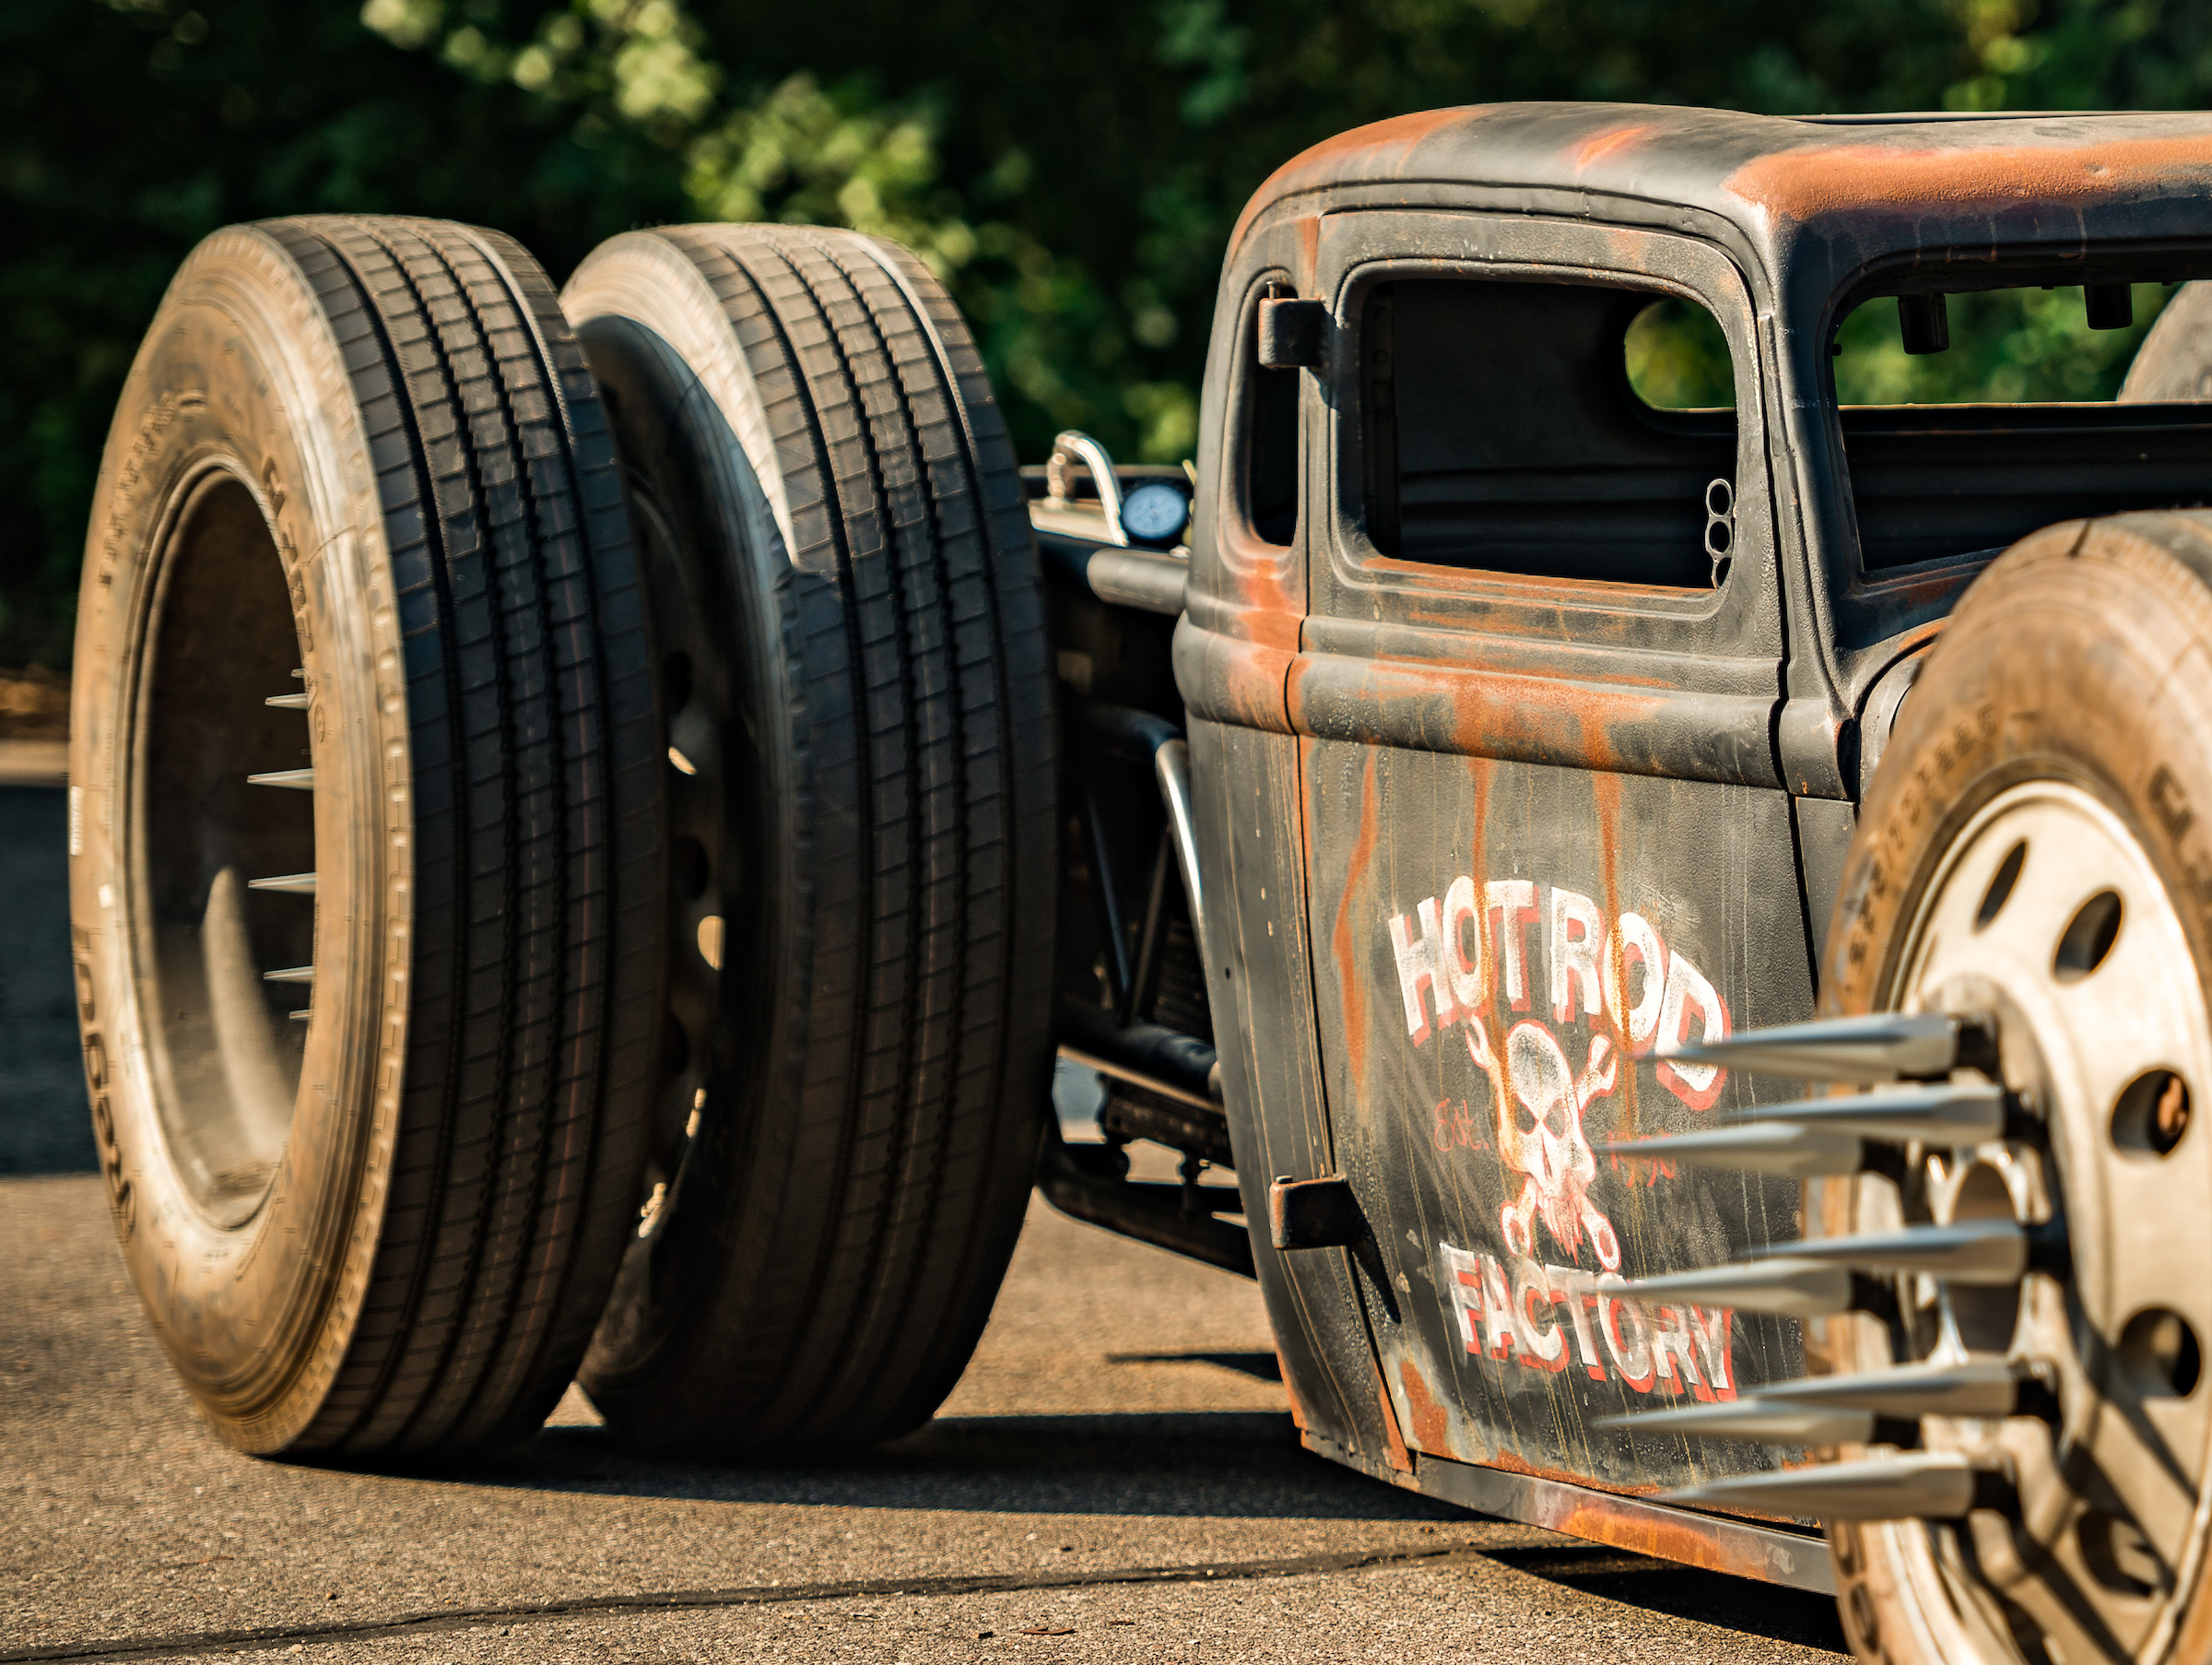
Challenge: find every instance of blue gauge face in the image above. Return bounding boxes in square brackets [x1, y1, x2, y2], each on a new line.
[1122, 480, 1191, 544]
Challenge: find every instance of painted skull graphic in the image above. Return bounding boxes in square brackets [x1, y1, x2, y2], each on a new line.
[1467, 1021, 1622, 1270]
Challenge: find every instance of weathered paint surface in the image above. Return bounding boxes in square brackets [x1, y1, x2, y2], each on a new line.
[1173, 100, 2212, 1555]
[1231, 102, 2212, 269]
[1303, 740, 1815, 1492]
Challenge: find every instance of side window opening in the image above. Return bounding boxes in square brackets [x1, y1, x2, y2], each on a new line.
[1359, 278, 1738, 589]
[1244, 297, 1300, 548]
[1830, 279, 2212, 572]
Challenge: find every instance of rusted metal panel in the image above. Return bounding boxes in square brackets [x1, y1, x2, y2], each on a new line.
[1414, 1450, 1833, 1593]
[1190, 715, 1395, 1466]
[1233, 104, 2212, 285]
[1178, 150, 1838, 1537]
[1302, 1420, 1832, 1591]
[1162, 96, 2212, 1583]
[1285, 203, 1830, 1503]
[1303, 738, 1818, 1493]
[1215, 106, 2212, 783]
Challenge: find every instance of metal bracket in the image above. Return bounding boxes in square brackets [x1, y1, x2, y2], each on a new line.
[1043, 431, 1127, 545]
[1038, 1121, 1253, 1278]
[1268, 1175, 1363, 1251]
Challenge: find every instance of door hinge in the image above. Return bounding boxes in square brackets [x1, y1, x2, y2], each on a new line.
[1256, 298, 1327, 370]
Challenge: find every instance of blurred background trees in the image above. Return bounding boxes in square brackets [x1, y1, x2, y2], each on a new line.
[6, 0, 2211, 665]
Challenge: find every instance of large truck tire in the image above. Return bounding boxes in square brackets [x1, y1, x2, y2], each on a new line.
[562, 226, 1057, 1453]
[1818, 514, 2212, 1665]
[2121, 281, 2212, 402]
[69, 217, 662, 1458]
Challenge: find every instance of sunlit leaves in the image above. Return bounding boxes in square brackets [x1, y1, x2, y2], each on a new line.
[1625, 300, 1735, 410]
[360, 0, 443, 52]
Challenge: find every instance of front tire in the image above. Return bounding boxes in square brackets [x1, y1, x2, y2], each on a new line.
[71, 217, 661, 1458]
[1823, 514, 2212, 1665]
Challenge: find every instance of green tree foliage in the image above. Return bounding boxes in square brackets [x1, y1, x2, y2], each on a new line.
[1626, 299, 1737, 409]
[1834, 284, 2171, 403]
[6, 0, 2211, 661]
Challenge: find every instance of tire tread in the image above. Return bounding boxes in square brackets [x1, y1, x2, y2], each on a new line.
[576, 223, 1054, 1450]
[253, 213, 653, 1458]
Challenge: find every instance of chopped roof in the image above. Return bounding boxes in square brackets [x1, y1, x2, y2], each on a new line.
[1235, 103, 2212, 284]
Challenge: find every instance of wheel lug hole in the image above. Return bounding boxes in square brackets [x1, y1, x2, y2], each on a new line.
[660, 1015, 690, 1078]
[2112, 1068, 2191, 1156]
[2117, 1307, 2202, 1399]
[663, 651, 694, 713]
[1976, 839, 2026, 930]
[672, 835, 710, 902]
[2054, 889, 2123, 982]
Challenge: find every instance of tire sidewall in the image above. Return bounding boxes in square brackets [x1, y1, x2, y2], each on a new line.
[71, 228, 415, 1451]
[561, 236, 816, 1383]
[1823, 514, 2212, 1663]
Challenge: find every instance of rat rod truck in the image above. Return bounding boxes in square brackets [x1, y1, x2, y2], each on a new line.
[69, 103, 2212, 1663]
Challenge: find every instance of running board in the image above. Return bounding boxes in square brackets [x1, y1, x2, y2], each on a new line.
[1302, 1431, 1834, 1595]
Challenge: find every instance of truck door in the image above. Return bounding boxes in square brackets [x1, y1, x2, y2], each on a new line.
[1297, 213, 1816, 1491]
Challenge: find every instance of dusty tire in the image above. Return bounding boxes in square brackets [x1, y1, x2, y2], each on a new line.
[69, 217, 661, 1458]
[2121, 282, 2212, 402]
[1820, 514, 2212, 1665]
[562, 226, 1056, 1453]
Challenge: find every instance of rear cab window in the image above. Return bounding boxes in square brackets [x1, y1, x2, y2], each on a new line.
[1826, 275, 2212, 575]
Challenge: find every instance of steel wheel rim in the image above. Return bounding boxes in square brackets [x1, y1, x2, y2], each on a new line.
[627, 486, 724, 1240]
[128, 468, 318, 1230]
[1869, 777, 2212, 1661]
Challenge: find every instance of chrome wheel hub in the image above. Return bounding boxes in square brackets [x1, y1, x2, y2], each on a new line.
[1611, 780, 2212, 1662]
[1896, 783, 2212, 1659]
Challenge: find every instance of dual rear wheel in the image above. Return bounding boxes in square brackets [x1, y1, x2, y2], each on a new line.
[70, 215, 1053, 1459]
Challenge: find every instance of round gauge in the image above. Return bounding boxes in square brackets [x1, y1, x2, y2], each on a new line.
[1121, 479, 1191, 545]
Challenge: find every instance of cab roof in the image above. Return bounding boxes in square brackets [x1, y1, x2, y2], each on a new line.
[1236, 103, 2212, 293]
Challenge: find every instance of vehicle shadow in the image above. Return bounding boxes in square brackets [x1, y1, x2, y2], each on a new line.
[424, 1409, 1469, 1524]
[1486, 1542, 1849, 1653]
[374, 1419, 1849, 1650]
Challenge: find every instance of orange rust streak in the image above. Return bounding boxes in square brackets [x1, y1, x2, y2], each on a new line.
[1572, 124, 1653, 171]
[1241, 607, 1302, 652]
[1728, 133, 2212, 220]
[1214, 523, 1308, 629]
[1456, 672, 1661, 773]
[1477, 1446, 1803, 1529]
[1200, 631, 1297, 734]
[1230, 107, 1481, 253]
[1328, 749, 1382, 1089]
[1477, 1447, 1619, 1489]
[1366, 553, 1690, 607]
[1396, 1357, 1452, 1456]
[1289, 654, 1670, 776]
[1553, 1501, 1805, 1585]
[1371, 1358, 1413, 1474]
[1589, 771, 1638, 1138]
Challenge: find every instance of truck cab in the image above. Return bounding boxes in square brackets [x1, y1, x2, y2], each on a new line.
[1036, 104, 2212, 1578]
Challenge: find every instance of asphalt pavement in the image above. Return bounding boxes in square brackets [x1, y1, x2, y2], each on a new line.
[0, 780, 1849, 1663]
